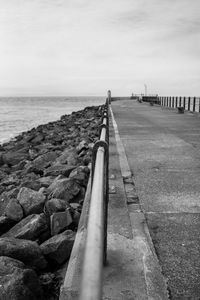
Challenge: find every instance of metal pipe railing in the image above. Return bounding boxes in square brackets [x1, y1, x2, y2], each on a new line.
[79, 99, 109, 300]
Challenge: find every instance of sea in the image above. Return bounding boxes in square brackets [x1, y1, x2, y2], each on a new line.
[0, 96, 105, 144]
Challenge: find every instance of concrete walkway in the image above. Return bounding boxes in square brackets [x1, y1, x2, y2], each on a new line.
[111, 100, 200, 299]
[102, 104, 168, 300]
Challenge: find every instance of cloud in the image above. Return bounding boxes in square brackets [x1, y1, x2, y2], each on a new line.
[0, 0, 199, 96]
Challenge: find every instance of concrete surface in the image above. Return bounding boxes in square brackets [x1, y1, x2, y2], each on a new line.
[111, 100, 200, 299]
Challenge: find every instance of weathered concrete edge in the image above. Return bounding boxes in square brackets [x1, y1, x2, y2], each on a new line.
[109, 106, 131, 179]
[110, 104, 169, 300]
[59, 171, 91, 300]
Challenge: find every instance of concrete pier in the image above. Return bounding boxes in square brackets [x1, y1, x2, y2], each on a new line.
[110, 99, 200, 299]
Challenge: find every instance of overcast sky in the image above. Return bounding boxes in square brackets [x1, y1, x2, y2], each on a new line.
[0, 0, 199, 96]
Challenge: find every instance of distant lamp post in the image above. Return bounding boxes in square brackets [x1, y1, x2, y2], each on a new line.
[144, 84, 147, 96]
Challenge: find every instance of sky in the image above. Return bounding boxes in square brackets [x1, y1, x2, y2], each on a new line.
[0, 0, 200, 96]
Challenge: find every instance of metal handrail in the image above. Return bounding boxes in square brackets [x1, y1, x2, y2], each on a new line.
[79, 99, 109, 300]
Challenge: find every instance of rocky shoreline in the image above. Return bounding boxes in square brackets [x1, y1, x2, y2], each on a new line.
[0, 104, 103, 299]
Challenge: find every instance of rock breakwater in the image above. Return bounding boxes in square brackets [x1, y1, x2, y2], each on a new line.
[0, 105, 103, 299]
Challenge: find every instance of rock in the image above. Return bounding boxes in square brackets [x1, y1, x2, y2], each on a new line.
[0, 191, 13, 216]
[0, 152, 4, 166]
[1, 173, 20, 186]
[0, 256, 43, 300]
[44, 164, 76, 177]
[31, 151, 58, 172]
[70, 202, 80, 209]
[78, 149, 86, 157]
[0, 237, 47, 270]
[69, 166, 90, 187]
[0, 170, 7, 180]
[50, 210, 73, 235]
[7, 187, 20, 198]
[40, 230, 75, 264]
[55, 148, 79, 165]
[45, 198, 70, 216]
[38, 176, 54, 187]
[28, 148, 38, 160]
[88, 143, 95, 150]
[72, 210, 81, 228]
[17, 187, 46, 216]
[2, 151, 29, 166]
[0, 216, 16, 235]
[3, 213, 50, 243]
[76, 140, 88, 154]
[5, 199, 23, 222]
[31, 133, 44, 144]
[26, 151, 58, 175]
[39, 272, 59, 299]
[48, 178, 81, 202]
[20, 179, 41, 191]
[11, 160, 27, 172]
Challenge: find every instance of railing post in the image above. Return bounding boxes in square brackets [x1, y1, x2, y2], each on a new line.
[183, 97, 186, 109]
[193, 97, 196, 112]
[188, 97, 191, 111]
[172, 97, 174, 108]
[107, 90, 111, 104]
[179, 97, 182, 107]
[176, 97, 178, 107]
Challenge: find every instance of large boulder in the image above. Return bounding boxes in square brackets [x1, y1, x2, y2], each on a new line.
[69, 165, 90, 187]
[2, 151, 29, 166]
[24, 151, 58, 174]
[40, 230, 75, 264]
[4, 198, 24, 222]
[50, 210, 73, 236]
[0, 238, 47, 269]
[48, 178, 81, 202]
[3, 213, 50, 243]
[32, 151, 58, 171]
[55, 148, 79, 165]
[0, 256, 43, 300]
[44, 164, 76, 177]
[17, 187, 46, 216]
[45, 198, 70, 216]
